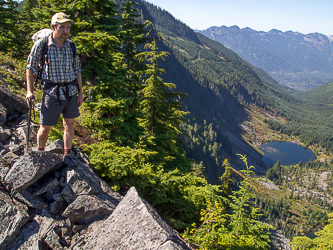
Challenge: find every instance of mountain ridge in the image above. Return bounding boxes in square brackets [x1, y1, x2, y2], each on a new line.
[198, 25, 333, 90]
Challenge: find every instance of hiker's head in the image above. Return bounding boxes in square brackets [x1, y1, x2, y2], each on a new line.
[51, 12, 74, 26]
[51, 13, 74, 41]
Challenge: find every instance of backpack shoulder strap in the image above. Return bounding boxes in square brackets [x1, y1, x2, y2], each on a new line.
[35, 36, 49, 85]
[68, 40, 78, 58]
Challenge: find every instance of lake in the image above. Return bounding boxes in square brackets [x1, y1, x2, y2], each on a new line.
[259, 141, 316, 167]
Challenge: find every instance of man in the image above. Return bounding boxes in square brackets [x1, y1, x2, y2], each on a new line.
[26, 12, 83, 163]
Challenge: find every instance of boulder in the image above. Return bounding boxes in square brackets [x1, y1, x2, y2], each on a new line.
[50, 196, 67, 214]
[65, 161, 103, 196]
[12, 189, 48, 209]
[0, 85, 28, 116]
[33, 178, 59, 196]
[0, 164, 9, 182]
[7, 144, 23, 155]
[1, 151, 19, 167]
[44, 229, 63, 250]
[45, 139, 64, 154]
[0, 102, 6, 126]
[0, 127, 11, 144]
[3, 151, 63, 192]
[62, 194, 117, 224]
[0, 189, 29, 250]
[7, 209, 58, 250]
[83, 187, 191, 250]
[61, 185, 76, 204]
[16, 126, 27, 142]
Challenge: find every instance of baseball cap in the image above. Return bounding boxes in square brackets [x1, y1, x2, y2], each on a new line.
[51, 12, 74, 25]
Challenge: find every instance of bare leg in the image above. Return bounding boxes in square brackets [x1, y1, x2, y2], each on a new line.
[63, 118, 75, 155]
[37, 125, 52, 150]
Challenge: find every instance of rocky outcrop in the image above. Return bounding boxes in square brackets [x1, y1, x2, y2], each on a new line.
[0, 93, 191, 249]
[0, 85, 28, 116]
[0, 188, 29, 249]
[84, 187, 190, 250]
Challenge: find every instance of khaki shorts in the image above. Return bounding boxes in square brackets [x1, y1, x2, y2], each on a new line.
[40, 92, 80, 126]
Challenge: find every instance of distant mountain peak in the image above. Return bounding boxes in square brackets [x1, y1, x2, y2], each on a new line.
[268, 29, 283, 34]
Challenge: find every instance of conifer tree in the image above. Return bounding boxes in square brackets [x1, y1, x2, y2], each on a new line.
[219, 158, 235, 197]
[115, 0, 150, 143]
[136, 21, 190, 169]
[184, 156, 273, 249]
[68, 0, 135, 142]
[0, 0, 25, 57]
[119, 0, 148, 99]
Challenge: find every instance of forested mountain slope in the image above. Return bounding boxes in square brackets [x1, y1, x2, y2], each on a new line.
[138, 1, 306, 182]
[198, 25, 333, 91]
[137, 0, 333, 184]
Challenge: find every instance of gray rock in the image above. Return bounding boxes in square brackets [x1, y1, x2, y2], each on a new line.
[0, 102, 6, 126]
[6, 134, 21, 146]
[45, 139, 64, 154]
[61, 185, 76, 204]
[83, 187, 191, 250]
[3, 151, 63, 192]
[6, 209, 56, 250]
[7, 113, 20, 121]
[36, 210, 57, 241]
[12, 189, 48, 209]
[16, 114, 27, 123]
[50, 197, 67, 214]
[33, 178, 59, 196]
[62, 194, 117, 224]
[53, 193, 63, 201]
[66, 160, 122, 203]
[0, 164, 9, 182]
[159, 240, 190, 250]
[8, 144, 23, 155]
[6, 213, 40, 250]
[72, 225, 85, 234]
[16, 126, 27, 141]
[0, 189, 29, 250]
[43, 185, 62, 201]
[1, 151, 19, 167]
[73, 146, 90, 165]
[0, 127, 11, 144]
[65, 162, 103, 196]
[44, 229, 63, 250]
[0, 85, 28, 116]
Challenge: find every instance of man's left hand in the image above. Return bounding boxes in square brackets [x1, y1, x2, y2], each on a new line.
[77, 92, 83, 107]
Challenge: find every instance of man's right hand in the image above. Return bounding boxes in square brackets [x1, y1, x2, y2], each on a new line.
[26, 91, 35, 106]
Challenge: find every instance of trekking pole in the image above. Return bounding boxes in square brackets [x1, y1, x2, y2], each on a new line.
[26, 97, 34, 151]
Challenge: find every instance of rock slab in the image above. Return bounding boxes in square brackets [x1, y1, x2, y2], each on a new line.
[0, 189, 29, 250]
[83, 187, 191, 250]
[3, 151, 63, 192]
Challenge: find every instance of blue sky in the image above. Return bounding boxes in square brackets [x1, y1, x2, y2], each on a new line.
[145, 0, 333, 36]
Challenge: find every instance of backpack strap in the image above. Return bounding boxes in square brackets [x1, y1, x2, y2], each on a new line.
[35, 36, 49, 87]
[68, 40, 78, 58]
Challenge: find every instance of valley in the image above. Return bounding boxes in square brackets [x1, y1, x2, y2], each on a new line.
[141, 0, 333, 242]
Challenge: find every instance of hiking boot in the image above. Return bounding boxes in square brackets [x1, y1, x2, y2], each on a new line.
[63, 155, 76, 167]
